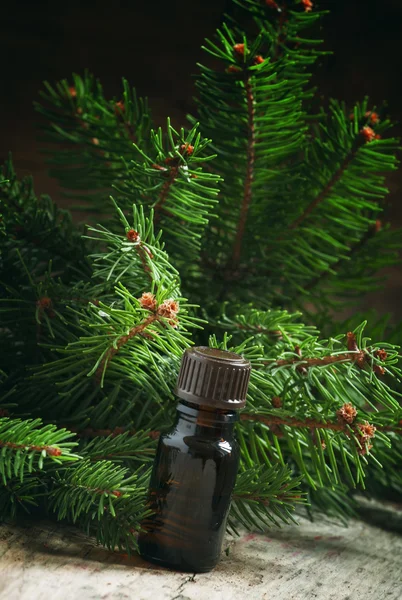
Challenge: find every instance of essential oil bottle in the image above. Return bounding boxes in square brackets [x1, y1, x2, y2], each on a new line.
[138, 346, 251, 573]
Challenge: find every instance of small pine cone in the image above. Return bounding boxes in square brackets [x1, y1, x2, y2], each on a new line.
[336, 403, 357, 425]
[115, 100, 125, 114]
[265, 0, 279, 8]
[180, 144, 194, 156]
[126, 229, 140, 242]
[272, 396, 282, 408]
[46, 446, 62, 457]
[254, 55, 264, 65]
[139, 292, 157, 312]
[37, 297, 52, 311]
[112, 490, 122, 498]
[358, 421, 376, 440]
[92, 137, 100, 146]
[157, 299, 180, 319]
[226, 65, 242, 74]
[365, 111, 380, 125]
[360, 126, 376, 142]
[233, 43, 245, 56]
[374, 348, 388, 362]
[375, 133, 382, 140]
[374, 219, 382, 233]
[68, 86, 77, 98]
[302, 0, 313, 11]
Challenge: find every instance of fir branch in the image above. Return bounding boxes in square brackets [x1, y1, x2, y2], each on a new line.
[0, 418, 78, 484]
[305, 220, 381, 291]
[95, 313, 160, 381]
[231, 76, 256, 265]
[229, 464, 304, 531]
[263, 330, 391, 378]
[287, 145, 358, 232]
[79, 430, 156, 464]
[49, 460, 148, 525]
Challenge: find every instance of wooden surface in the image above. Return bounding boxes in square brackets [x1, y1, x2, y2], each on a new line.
[1, 502, 401, 600]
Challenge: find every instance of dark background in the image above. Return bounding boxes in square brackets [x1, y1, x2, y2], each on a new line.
[1, 0, 401, 316]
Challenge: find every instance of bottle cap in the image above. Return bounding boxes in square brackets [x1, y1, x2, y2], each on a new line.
[175, 346, 251, 410]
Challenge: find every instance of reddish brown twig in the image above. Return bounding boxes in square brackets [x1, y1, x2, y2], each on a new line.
[231, 77, 256, 265]
[126, 229, 154, 280]
[153, 163, 179, 225]
[241, 412, 345, 432]
[232, 490, 300, 506]
[136, 244, 154, 279]
[0, 440, 62, 457]
[265, 351, 363, 369]
[240, 413, 401, 436]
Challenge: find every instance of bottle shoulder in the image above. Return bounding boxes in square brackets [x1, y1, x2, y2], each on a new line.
[159, 429, 239, 459]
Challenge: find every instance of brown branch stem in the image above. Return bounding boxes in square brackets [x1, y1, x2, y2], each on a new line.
[240, 413, 402, 436]
[241, 413, 346, 432]
[231, 77, 256, 266]
[285, 147, 358, 234]
[0, 439, 62, 457]
[232, 491, 297, 506]
[153, 166, 179, 225]
[136, 243, 153, 280]
[265, 351, 364, 369]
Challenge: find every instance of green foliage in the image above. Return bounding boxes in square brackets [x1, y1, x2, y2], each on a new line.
[35, 73, 152, 212]
[0, 417, 78, 484]
[79, 430, 156, 466]
[1, 0, 401, 555]
[118, 119, 221, 267]
[230, 464, 304, 532]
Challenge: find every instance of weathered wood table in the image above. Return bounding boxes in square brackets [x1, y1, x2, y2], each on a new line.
[1, 501, 401, 600]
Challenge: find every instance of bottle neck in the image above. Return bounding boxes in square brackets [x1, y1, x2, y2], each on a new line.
[175, 400, 239, 437]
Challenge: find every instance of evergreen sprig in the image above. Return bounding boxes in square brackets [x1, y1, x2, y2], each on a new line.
[230, 464, 304, 532]
[35, 73, 152, 212]
[0, 417, 78, 484]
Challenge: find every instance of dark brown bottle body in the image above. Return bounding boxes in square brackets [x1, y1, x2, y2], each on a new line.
[138, 400, 240, 572]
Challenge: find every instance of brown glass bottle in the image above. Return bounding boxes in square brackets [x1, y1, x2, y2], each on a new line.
[138, 347, 251, 573]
